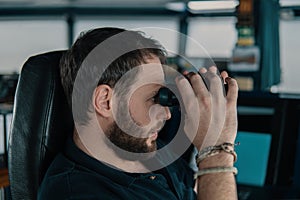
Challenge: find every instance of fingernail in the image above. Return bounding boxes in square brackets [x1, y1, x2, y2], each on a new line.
[199, 67, 207, 73]
[225, 77, 232, 82]
[176, 75, 184, 83]
[182, 70, 189, 75]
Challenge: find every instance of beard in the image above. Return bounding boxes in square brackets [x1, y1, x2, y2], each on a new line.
[105, 121, 164, 161]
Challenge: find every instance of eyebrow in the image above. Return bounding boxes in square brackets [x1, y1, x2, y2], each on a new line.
[151, 90, 159, 97]
[146, 87, 161, 99]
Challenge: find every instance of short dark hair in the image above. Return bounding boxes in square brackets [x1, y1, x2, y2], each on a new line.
[60, 27, 166, 124]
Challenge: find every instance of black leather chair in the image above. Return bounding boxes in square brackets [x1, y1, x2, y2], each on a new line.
[8, 51, 74, 200]
[7, 50, 191, 200]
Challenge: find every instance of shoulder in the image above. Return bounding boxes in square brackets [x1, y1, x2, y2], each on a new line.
[38, 153, 126, 200]
[38, 153, 74, 199]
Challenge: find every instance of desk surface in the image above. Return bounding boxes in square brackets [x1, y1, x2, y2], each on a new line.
[238, 184, 300, 200]
[0, 103, 13, 115]
[0, 168, 9, 188]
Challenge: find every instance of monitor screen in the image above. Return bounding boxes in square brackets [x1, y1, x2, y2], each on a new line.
[235, 131, 272, 186]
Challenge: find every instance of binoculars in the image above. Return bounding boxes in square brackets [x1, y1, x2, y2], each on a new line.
[154, 87, 179, 107]
[155, 78, 228, 107]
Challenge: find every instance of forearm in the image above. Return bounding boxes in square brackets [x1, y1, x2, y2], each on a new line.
[196, 153, 237, 200]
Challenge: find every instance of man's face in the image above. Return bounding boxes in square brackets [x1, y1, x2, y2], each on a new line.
[107, 56, 171, 156]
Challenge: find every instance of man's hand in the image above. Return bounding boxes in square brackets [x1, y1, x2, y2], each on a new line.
[176, 66, 238, 151]
[176, 67, 239, 200]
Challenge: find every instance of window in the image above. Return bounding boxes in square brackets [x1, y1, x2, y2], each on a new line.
[74, 16, 179, 55]
[0, 19, 67, 74]
[186, 16, 237, 58]
[277, 17, 300, 94]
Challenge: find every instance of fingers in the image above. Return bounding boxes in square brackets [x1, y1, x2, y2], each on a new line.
[183, 66, 223, 99]
[186, 72, 210, 100]
[175, 76, 197, 112]
[181, 67, 238, 105]
[220, 71, 229, 84]
[225, 77, 238, 106]
[200, 66, 224, 100]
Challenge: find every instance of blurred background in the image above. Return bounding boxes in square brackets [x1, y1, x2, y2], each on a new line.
[0, 0, 300, 199]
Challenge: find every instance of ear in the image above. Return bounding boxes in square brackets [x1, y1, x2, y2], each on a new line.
[93, 85, 113, 118]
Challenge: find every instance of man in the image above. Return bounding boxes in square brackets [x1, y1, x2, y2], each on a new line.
[38, 27, 239, 199]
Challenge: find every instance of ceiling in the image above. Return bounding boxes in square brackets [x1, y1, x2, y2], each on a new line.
[1, 0, 300, 8]
[0, 0, 183, 7]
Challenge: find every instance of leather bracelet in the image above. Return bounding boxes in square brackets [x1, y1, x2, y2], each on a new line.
[196, 142, 239, 165]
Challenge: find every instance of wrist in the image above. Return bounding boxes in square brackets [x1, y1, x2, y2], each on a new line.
[198, 152, 234, 170]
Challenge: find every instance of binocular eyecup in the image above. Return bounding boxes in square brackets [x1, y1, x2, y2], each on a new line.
[154, 87, 179, 107]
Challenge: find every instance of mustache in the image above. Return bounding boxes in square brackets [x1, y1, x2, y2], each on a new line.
[150, 121, 165, 134]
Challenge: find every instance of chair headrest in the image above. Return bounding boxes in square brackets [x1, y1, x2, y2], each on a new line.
[8, 51, 74, 200]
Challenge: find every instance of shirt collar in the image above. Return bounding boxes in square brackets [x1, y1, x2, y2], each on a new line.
[64, 137, 136, 187]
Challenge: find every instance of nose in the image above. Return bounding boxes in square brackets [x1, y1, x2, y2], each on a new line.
[164, 107, 171, 120]
[156, 106, 171, 121]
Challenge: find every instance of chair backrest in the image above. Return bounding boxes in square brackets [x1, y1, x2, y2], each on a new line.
[8, 51, 74, 200]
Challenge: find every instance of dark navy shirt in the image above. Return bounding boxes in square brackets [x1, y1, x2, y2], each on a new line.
[38, 138, 196, 199]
